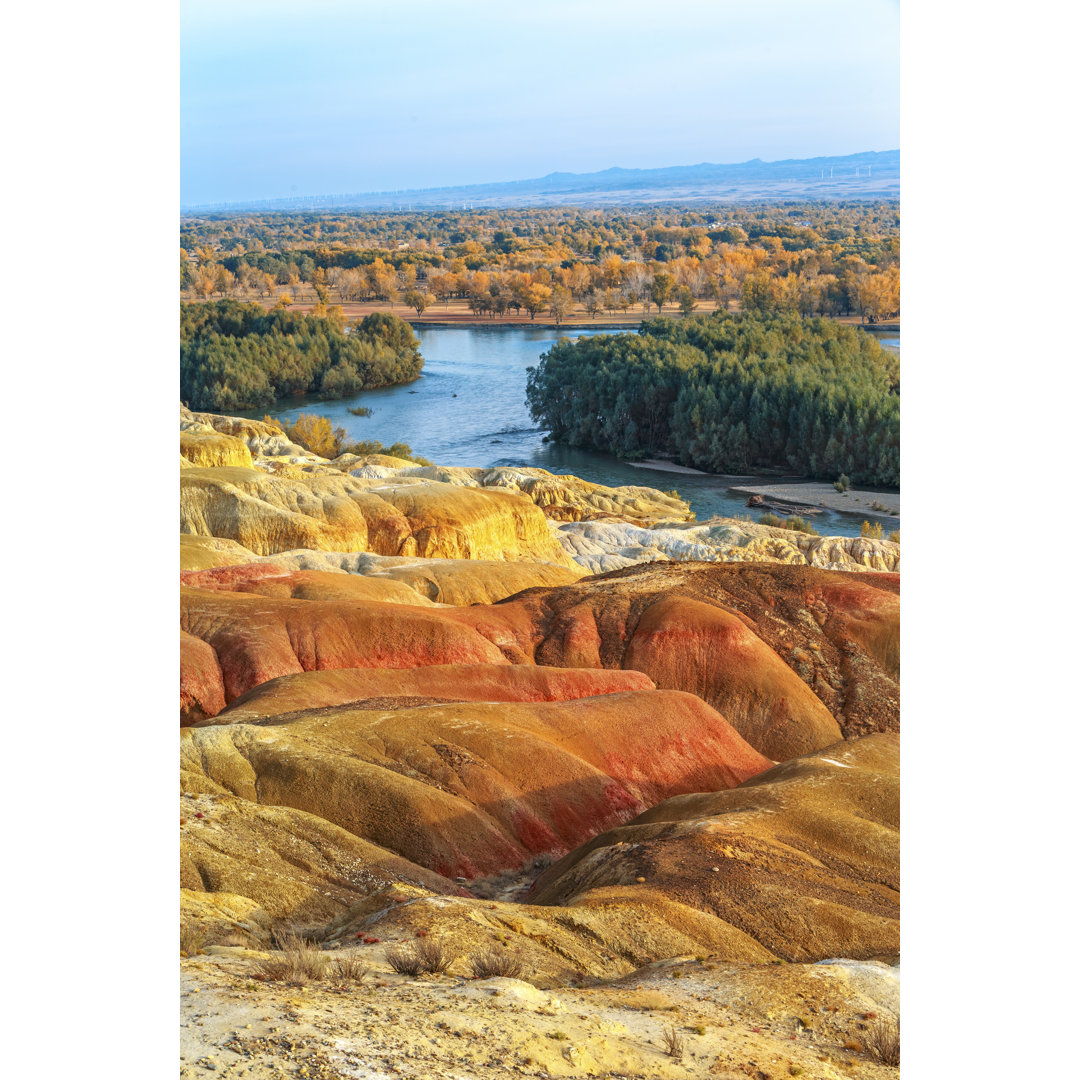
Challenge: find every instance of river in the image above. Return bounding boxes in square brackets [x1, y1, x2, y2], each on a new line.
[247, 324, 898, 538]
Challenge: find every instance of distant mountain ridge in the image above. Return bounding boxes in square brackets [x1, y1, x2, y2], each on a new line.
[183, 149, 899, 213]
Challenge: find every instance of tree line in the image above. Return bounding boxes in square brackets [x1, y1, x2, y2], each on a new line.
[180, 301, 423, 412]
[180, 202, 900, 324]
[525, 312, 899, 486]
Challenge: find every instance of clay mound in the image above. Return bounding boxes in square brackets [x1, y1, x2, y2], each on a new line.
[212, 665, 657, 725]
[180, 563, 439, 607]
[180, 793, 463, 923]
[529, 733, 899, 963]
[499, 559, 900, 750]
[180, 431, 253, 469]
[179, 465, 575, 564]
[179, 540, 583, 604]
[180, 585, 510, 708]
[180, 691, 772, 880]
[180, 534, 255, 571]
[180, 630, 226, 724]
[181, 560, 893, 757]
[329, 552, 584, 605]
[320, 881, 774, 984]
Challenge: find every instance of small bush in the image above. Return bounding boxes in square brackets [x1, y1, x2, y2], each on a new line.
[887, 530, 900, 544]
[256, 934, 329, 984]
[662, 1024, 685, 1060]
[860, 520, 884, 540]
[842, 1038, 863, 1053]
[691, 1023, 707, 1035]
[759, 512, 783, 527]
[342, 437, 432, 466]
[864, 1017, 900, 1066]
[347, 405, 373, 417]
[331, 955, 369, 982]
[283, 412, 349, 458]
[385, 943, 425, 977]
[468, 948, 525, 980]
[415, 938, 456, 975]
[180, 924, 206, 957]
[834, 474, 850, 493]
[547, 1031, 568, 1041]
[785, 515, 818, 535]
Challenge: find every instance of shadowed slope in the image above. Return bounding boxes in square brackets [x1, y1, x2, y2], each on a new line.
[530, 733, 899, 962]
[210, 665, 656, 725]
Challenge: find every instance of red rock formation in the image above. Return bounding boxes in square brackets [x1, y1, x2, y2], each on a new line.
[181, 561, 898, 760]
[181, 690, 773, 879]
[212, 664, 656, 725]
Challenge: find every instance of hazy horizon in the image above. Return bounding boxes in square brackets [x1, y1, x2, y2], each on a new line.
[181, 0, 899, 206]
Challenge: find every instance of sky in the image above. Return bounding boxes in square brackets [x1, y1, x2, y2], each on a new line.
[180, 0, 899, 206]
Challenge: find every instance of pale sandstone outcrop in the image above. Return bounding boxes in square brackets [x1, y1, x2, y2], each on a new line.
[180, 431, 253, 469]
[179, 466, 576, 565]
[180, 534, 257, 571]
[554, 518, 900, 574]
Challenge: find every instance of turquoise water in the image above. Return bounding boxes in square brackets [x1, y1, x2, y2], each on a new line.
[244, 325, 898, 538]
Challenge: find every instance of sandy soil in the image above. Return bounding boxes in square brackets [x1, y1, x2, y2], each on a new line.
[727, 482, 900, 524]
[180, 948, 899, 1079]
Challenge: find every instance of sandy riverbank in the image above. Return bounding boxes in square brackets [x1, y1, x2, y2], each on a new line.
[729, 481, 900, 522]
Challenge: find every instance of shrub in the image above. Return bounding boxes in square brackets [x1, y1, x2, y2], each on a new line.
[662, 1024, 685, 1060]
[860, 520, 884, 540]
[415, 938, 456, 974]
[385, 943, 425, 977]
[283, 412, 348, 458]
[785, 515, 818, 535]
[759, 512, 783, 527]
[887, 529, 900, 544]
[331, 955, 369, 982]
[347, 405, 373, 417]
[256, 934, 329, 984]
[468, 948, 525, 979]
[834, 474, 851, 493]
[180, 924, 206, 957]
[341, 437, 432, 466]
[863, 1017, 900, 1066]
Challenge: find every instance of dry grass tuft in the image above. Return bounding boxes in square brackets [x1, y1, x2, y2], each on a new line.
[415, 938, 456, 974]
[468, 947, 525, 980]
[385, 938, 458, 977]
[255, 934, 329, 984]
[330, 955, 369, 982]
[386, 943, 425, 977]
[863, 1017, 900, 1066]
[180, 924, 207, 957]
[662, 1023, 685, 1060]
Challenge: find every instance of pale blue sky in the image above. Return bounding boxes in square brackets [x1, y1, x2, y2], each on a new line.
[180, 0, 899, 206]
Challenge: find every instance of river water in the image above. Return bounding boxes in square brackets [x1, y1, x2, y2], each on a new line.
[250, 325, 899, 538]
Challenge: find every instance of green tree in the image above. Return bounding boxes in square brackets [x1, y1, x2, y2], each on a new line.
[649, 272, 674, 314]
